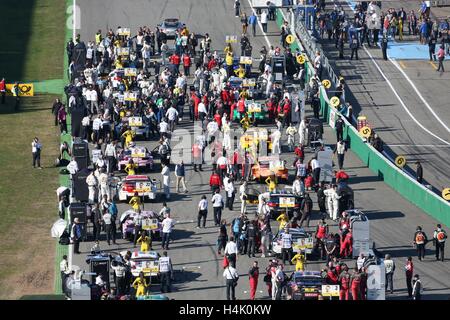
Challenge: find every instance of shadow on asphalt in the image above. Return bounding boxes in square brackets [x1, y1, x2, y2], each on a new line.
[364, 210, 405, 220]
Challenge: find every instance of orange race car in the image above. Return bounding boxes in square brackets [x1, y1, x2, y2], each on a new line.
[251, 156, 289, 182]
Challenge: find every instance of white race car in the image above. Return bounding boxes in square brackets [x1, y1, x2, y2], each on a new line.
[121, 250, 160, 277]
[118, 175, 159, 201]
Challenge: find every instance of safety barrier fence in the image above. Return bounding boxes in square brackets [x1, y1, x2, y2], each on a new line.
[276, 8, 450, 227]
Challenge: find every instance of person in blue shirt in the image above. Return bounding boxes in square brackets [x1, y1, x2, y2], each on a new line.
[248, 12, 257, 37]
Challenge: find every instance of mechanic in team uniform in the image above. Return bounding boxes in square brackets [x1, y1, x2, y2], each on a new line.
[433, 224, 447, 261]
[413, 226, 428, 261]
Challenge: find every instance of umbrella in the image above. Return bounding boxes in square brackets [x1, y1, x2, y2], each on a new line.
[51, 219, 68, 238]
[120, 210, 136, 223]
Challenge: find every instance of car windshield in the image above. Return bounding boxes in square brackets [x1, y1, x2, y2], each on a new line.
[295, 276, 323, 286]
[164, 20, 179, 27]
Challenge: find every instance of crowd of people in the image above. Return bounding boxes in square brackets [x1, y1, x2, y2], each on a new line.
[53, 0, 448, 301]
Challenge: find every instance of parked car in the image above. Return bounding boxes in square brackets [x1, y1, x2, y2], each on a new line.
[286, 271, 326, 300]
[157, 18, 184, 38]
[117, 175, 159, 201]
[118, 145, 154, 172]
[271, 227, 314, 256]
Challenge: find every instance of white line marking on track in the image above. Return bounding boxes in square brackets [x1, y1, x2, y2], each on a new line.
[339, 0, 450, 146]
[245, 0, 271, 48]
[389, 58, 450, 135]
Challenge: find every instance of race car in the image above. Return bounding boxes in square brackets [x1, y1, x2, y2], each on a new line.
[122, 250, 160, 277]
[157, 18, 184, 38]
[272, 227, 314, 256]
[118, 145, 154, 172]
[117, 175, 159, 201]
[120, 210, 162, 241]
[266, 191, 304, 217]
[252, 156, 289, 182]
[121, 116, 147, 138]
[232, 100, 268, 122]
[286, 271, 326, 300]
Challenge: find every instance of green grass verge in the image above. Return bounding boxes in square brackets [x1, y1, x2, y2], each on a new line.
[0, 0, 66, 299]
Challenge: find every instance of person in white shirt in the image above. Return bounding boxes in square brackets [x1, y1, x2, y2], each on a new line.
[261, 10, 268, 32]
[81, 115, 91, 141]
[161, 213, 175, 250]
[286, 124, 297, 151]
[159, 118, 169, 138]
[384, 254, 396, 294]
[59, 255, 70, 293]
[197, 195, 208, 228]
[216, 155, 228, 178]
[104, 141, 117, 174]
[207, 120, 219, 143]
[98, 169, 110, 201]
[293, 175, 305, 195]
[270, 129, 282, 155]
[165, 106, 179, 132]
[298, 117, 307, 146]
[324, 184, 341, 220]
[223, 175, 235, 211]
[212, 189, 224, 226]
[197, 101, 208, 127]
[311, 156, 321, 186]
[224, 236, 238, 268]
[273, 264, 285, 300]
[92, 115, 102, 143]
[86, 171, 98, 204]
[89, 87, 99, 115]
[67, 157, 79, 176]
[158, 251, 173, 293]
[103, 210, 116, 245]
[223, 264, 239, 300]
[161, 163, 171, 200]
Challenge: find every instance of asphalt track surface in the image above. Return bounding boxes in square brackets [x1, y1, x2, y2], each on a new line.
[321, 1, 450, 193]
[70, 0, 450, 300]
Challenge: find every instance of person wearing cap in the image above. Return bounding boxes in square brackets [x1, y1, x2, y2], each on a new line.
[433, 224, 447, 261]
[71, 218, 83, 254]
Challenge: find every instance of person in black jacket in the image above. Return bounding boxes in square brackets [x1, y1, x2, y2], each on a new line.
[246, 219, 258, 257]
[413, 226, 428, 261]
[298, 193, 313, 228]
[317, 182, 327, 218]
[416, 161, 423, 184]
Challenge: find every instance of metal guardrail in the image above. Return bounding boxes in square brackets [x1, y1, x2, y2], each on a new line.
[290, 9, 341, 88]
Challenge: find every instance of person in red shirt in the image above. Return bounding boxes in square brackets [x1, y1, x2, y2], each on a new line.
[282, 98, 291, 127]
[182, 53, 191, 76]
[405, 256, 414, 298]
[192, 143, 203, 171]
[340, 230, 353, 258]
[209, 170, 222, 193]
[207, 58, 217, 71]
[266, 97, 276, 120]
[0, 78, 6, 104]
[248, 261, 259, 300]
[335, 170, 349, 183]
[221, 89, 230, 106]
[214, 110, 222, 128]
[190, 91, 200, 121]
[237, 97, 246, 119]
[229, 101, 237, 120]
[169, 53, 181, 71]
